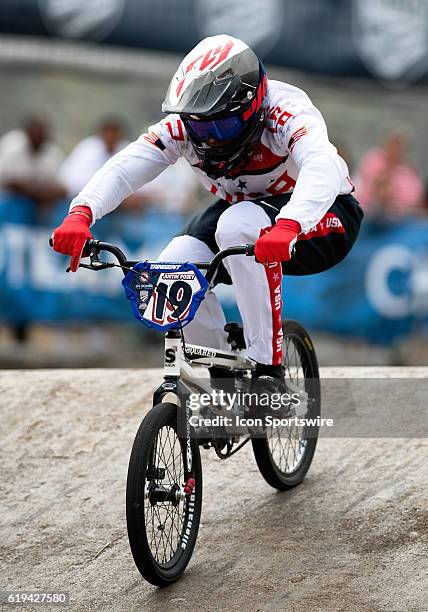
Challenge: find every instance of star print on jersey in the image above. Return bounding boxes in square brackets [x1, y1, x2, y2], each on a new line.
[237, 179, 247, 191]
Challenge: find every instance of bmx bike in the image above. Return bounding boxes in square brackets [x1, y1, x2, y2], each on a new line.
[67, 238, 320, 587]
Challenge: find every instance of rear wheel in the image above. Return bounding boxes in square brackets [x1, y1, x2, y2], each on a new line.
[252, 320, 320, 490]
[126, 402, 202, 586]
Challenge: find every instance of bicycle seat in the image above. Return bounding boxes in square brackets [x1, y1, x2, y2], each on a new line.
[224, 323, 246, 350]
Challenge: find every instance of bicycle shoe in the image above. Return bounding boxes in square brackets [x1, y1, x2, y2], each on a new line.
[247, 367, 293, 432]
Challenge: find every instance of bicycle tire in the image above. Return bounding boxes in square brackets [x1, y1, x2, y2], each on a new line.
[126, 402, 202, 586]
[252, 320, 320, 491]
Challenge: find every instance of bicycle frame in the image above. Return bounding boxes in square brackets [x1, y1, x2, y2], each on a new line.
[151, 327, 255, 403]
[165, 332, 255, 377]
[59, 239, 321, 586]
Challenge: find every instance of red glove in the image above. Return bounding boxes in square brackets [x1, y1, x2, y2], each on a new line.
[255, 219, 301, 264]
[51, 206, 93, 272]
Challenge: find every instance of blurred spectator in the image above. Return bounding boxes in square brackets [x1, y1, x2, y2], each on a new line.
[0, 116, 66, 344]
[354, 131, 424, 217]
[60, 117, 128, 196]
[0, 116, 65, 210]
[60, 116, 147, 211]
[61, 117, 199, 215]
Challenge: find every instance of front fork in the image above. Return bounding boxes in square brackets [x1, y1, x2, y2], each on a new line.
[152, 330, 194, 489]
[153, 329, 182, 405]
[163, 329, 182, 377]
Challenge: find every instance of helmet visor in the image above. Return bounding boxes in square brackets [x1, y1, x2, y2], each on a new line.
[184, 115, 246, 143]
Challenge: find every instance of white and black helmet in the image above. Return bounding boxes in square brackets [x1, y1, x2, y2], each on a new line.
[163, 35, 268, 179]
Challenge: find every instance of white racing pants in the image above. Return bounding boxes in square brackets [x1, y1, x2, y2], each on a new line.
[158, 201, 283, 365]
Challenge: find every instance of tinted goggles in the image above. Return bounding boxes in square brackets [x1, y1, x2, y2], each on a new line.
[184, 115, 246, 143]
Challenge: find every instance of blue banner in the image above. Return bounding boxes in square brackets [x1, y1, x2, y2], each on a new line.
[216, 218, 428, 346]
[284, 219, 428, 345]
[1, 198, 428, 345]
[0, 196, 185, 325]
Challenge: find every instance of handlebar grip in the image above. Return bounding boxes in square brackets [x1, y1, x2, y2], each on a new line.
[82, 239, 94, 257]
[49, 236, 93, 257]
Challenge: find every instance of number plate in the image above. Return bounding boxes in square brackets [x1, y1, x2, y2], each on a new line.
[122, 262, 209, 330]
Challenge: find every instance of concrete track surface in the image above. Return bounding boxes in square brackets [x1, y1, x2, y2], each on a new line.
[1, 368, 427, 612]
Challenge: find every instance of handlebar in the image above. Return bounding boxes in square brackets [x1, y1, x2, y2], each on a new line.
[84, 240, 131, 268]
[78, 239, 255, 282]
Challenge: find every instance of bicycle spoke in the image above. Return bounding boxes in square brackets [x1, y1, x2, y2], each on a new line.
[143, 423, 188, 566]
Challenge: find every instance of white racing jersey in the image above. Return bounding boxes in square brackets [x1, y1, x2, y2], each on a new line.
[70, 80, 353, 233]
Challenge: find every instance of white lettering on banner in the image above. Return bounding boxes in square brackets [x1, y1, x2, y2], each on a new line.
[0, 225, 145, 295]
[365, 244, 428, 318]
[30, 230, 120, 294]
[2, 224, 26, 289]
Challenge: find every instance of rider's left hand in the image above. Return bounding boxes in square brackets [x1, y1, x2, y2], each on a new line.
[255, 219, 301, 264]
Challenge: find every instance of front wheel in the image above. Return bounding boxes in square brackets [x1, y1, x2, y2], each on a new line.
[126, 402, 202, 586]
[252, 320, 321, 491]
